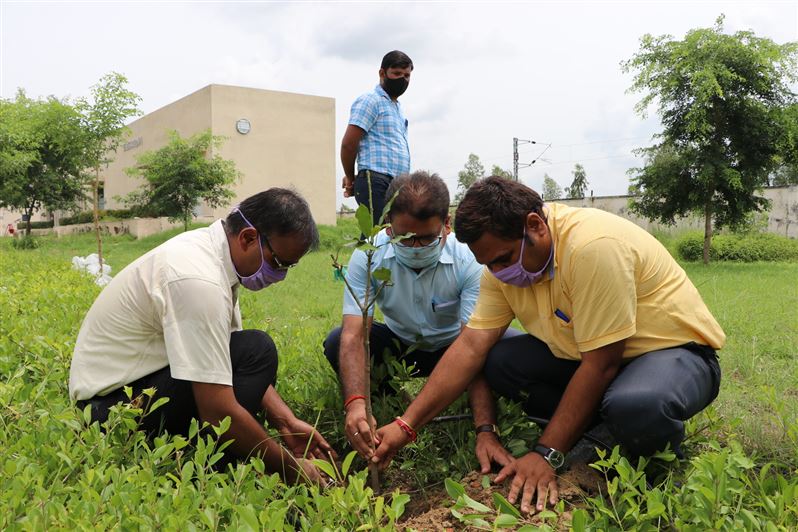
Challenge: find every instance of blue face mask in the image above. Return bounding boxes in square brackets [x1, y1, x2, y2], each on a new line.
[392, 239, 443, 270]
[232, 209, 287, 291]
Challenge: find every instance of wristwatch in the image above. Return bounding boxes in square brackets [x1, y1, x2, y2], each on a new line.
[533, 444, 565, 469]
[475, 424, 500, 436]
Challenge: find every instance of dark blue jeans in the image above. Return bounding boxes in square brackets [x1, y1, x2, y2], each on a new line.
[354, 169, 393, 226]
[482, 334, 721, 456]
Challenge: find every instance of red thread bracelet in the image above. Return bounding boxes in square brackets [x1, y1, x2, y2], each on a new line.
[395, 416, 418, 442]
[344, 395, 366, 410]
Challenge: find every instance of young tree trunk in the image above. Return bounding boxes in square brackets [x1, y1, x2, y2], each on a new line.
[25, 203, 34, 236]
[94, 167, 104, 271]
[362, 250, 380, 492]
[703, 202, 712, 265]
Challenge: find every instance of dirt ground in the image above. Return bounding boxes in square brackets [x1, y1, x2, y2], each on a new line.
[399, 463, 604, 531]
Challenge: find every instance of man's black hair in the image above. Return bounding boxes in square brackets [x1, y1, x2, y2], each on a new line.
[454, 176, 545, 244]
[224, 188, 320, 250]
[381, 50, 414, 71]
[385, 170, 449, 222]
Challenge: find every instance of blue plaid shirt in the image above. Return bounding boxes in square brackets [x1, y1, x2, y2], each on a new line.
[348, 84, 411, 178]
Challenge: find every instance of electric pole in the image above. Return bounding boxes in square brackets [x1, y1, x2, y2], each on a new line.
[513, 137, 539, 180]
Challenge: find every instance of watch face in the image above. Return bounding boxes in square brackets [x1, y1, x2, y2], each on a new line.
[548, 449, 565, 469]
[236, 118, 251, 135]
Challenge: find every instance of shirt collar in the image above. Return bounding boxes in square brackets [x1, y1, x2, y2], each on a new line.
[210, 219, 240, 288]
[374, 84, 391, 101]
[541, 203, 558, 282]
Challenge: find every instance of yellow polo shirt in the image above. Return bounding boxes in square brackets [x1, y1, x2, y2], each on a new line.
[467, 203, 725, 360]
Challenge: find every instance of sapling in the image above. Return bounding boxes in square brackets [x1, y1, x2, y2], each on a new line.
[331, 172, 409, 490]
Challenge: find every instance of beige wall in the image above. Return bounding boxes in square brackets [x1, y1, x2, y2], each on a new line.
[209, 85, 336, 224]
[103, 86, 213, 210]
[555, 185, 798, 238]
[101, 84, 336, 226]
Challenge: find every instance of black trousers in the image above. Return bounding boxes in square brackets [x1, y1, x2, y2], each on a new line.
[353, 169, 394, 226]
[482, 334, 721, 456]
[323, 322, 524, 386]
[77, 329, 278, 437]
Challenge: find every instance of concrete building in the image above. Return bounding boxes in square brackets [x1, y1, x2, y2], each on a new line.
[103, 84, 336, 224]
[1, 84, 336, 236]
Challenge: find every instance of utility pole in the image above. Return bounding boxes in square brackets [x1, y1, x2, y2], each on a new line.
[513, 137, 540, 181]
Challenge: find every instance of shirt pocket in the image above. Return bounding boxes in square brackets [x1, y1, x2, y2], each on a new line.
[431, 297, 461, 328]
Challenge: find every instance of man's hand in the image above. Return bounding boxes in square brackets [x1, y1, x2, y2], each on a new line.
[279, 417, 337, 461]
[475, 432, 514, 474]
[345, 401, 379, 458]
[342, 175, 355, 198]
[494, 451, 558, 514]
[292, 457, 325, 485]
[371, 421, 410, 470]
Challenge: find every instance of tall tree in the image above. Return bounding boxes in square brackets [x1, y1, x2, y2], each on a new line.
[76, 72, 141, 270]
[454, 153, 485, 203]
[0, 91, 88, 235]
[490, 164, 513, 180]
[565, 164, 589, 198]
[623, 15, 798, 263]
[542, 174, 563, 200]
[125, 130, 240, 231]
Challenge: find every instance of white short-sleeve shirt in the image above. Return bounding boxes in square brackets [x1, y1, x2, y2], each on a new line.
[69, 220, 243, 401]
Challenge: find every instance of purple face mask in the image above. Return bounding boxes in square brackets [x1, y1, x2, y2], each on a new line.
[232, 208, 287, 291]
[491, 232, 553, 288]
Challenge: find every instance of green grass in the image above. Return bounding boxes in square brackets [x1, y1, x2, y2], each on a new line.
[1, 224, 796, 529]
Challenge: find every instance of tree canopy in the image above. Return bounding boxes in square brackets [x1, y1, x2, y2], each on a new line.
[124, 130, 240, 231]
[542, 174, 563, 200]
[0, 91, 88, 234]
[623, 15, 798, 263]
[565, 164, 589, 199]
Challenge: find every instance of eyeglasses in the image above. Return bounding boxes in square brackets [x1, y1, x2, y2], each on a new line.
[262, 236, 298, 270]
[389, 227, 445, 248]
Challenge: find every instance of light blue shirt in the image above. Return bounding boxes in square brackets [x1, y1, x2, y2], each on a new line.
[348, 84, 411, 178]
[342, 230, 482, 351]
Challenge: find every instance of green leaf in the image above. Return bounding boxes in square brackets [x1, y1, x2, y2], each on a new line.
[341, 450, 356, 478]
[311, 458, 338, 481]
[570, 508, 588, 531]
[356, 204, 373, 237]
[462, 494, 491, 513]
[481, 474, 491, 489]
[494, 513, 519, 528]
[372, 267, 392, 282]
[492, 492, 521, 518]
[444, 477, 466, 499]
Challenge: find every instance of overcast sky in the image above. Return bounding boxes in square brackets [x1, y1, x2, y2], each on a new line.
[2, 0, 796, 208]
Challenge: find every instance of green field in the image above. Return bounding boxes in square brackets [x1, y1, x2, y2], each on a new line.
[1, 222, 797, 529]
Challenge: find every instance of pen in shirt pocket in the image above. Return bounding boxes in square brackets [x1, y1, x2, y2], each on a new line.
[554, 309, 571, 323]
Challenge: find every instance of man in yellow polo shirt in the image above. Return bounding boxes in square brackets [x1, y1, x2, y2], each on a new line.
[372, 176, 724, 514]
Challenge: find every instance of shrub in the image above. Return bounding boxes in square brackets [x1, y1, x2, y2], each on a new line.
[10, 235, 39, 249]
[317, 217, 360, 252]
[16, 220, 54, 230]
[59, 207, 166, 226]
[677, 232, 798, 262]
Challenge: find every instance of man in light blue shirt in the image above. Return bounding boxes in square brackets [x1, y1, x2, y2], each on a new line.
[324, 171, 519, 465]
[341, 50, 413, 225]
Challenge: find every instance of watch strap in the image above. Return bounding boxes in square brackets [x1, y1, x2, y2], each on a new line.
[475, 424, 499, 436]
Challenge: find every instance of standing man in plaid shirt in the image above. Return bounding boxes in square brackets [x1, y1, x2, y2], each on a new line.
[341, 50, 413, 224]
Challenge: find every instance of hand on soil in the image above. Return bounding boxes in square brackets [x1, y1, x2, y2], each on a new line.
[494, 451, 558, 514]
[475, 432, 514, 473]
[280, 417, 338, 461]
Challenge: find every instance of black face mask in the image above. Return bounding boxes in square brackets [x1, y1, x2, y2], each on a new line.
[382, 76, 409, 98]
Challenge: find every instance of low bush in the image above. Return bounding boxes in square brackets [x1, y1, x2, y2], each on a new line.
[16, 220, 54, 230]
[10, 235, 39, 249]
[59, 207, 167, 226]
[677, 232, 798, 262]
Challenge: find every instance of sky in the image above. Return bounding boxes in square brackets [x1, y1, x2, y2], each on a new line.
[1, 0, 797, 208]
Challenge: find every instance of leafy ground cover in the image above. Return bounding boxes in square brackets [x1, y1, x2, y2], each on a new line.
[1, 221, 796, 530]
